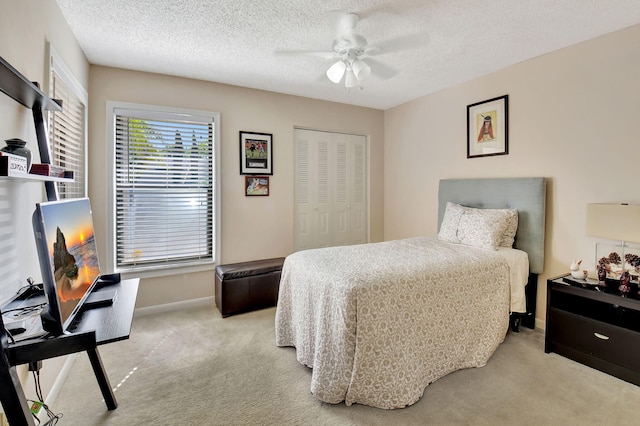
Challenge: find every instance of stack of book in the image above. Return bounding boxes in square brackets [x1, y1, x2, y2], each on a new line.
[30, 163, 64, 177]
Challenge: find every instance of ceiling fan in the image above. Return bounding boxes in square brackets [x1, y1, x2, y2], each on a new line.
[324, 12, 376, 90]
[276, 11, 402, 91]
[277, 11, 429, 91]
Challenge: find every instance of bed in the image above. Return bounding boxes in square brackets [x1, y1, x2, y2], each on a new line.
[275, 177, 546, 409]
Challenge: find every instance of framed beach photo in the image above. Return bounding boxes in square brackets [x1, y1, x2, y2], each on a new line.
[240, 131, 273, 175]
[245, 176, 269, 196]
[467, 95, 508, 158]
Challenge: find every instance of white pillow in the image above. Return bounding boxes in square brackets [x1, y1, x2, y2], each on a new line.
[457, 208, 510, 250]
[438, 202, 518, 248]
[437, 202, 465, 243]
[499, 209, 518, 247]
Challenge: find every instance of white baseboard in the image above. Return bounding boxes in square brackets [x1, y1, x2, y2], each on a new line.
[134, 296, 215, 317]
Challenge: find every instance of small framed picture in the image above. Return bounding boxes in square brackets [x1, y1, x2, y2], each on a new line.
[245, 176, 269, 196]
[467, 95, 508, 158]
[240, 131, 273, 175]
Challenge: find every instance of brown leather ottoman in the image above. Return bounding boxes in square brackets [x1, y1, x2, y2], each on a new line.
[215, 257, 285, 317]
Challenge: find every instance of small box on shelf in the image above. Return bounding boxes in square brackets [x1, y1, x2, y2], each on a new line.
[0, 151, 28, 176]
[29, 164, 73, 179]
[30, 163, 64, 177]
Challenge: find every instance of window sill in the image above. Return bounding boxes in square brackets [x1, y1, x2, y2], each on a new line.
[117, 261, 216, 281]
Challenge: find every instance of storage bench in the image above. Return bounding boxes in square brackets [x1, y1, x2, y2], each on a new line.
[215, 257, 285, 318]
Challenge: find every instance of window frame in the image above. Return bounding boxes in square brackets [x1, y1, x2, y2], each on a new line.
[47, 43, 88, 198]
[105, 101, 221, 277]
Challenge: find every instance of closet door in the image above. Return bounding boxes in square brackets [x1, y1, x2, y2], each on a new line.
[332, 134, 350, 246]
[348, 135, 367, 245]
[294, 131, 330, 250]
[294, 129, 367, 251]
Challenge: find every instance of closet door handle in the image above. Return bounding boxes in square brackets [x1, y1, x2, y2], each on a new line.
[594, 332, 610, 340]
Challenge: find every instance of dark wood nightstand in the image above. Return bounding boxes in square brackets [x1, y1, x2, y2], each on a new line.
[545, 274, 640, 386]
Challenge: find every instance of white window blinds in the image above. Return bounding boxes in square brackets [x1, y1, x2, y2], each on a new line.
[49, 68, 86, 199]
[113, 108, 214, 270]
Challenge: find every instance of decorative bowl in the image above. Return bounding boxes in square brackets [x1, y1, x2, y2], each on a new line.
[571, 269, 588, 280]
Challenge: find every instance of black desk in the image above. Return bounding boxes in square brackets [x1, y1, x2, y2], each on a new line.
[0, 278, 139, 426]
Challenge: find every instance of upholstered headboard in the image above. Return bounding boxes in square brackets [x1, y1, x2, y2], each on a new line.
[438, 177, 547, 274]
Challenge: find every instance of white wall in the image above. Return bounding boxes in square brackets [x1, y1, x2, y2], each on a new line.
[87, 66, 385, 309]
[0, 0, 89, 408]
[384, 23, 640, 327]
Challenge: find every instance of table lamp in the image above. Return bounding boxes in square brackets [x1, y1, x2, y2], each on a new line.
[586, 203, 640, 280]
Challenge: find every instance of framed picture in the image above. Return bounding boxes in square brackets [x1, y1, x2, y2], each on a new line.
[240, 131, 273, 175]
[245, 176, 269, 196]
[467, 95, 508, 158]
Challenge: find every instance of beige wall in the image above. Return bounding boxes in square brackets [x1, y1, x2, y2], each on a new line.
[0, 0, 89, 408]
[384, 24, 640, 327]
[0, 0, 88, 300]
[2, 0, 637, 405]
[88, 66, 385, 308]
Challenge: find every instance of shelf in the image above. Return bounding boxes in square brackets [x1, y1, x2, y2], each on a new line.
[0, 55, 69, 200]
[0, 56, 62, 111]
[0, 173, 73, 183]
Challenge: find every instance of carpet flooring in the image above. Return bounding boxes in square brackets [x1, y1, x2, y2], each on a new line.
[52, 305, 640, 425]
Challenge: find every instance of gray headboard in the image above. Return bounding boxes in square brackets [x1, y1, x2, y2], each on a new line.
[438, 177, 547, 274]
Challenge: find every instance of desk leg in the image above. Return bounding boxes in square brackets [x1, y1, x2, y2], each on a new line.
[86, 348, 118, 410]
[0, 363, 35, 426]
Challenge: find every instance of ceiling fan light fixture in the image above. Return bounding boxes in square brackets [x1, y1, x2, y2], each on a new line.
[344, 68, 358, 89]
[326, 60, 347, 83]
[351, 59, 370, 81]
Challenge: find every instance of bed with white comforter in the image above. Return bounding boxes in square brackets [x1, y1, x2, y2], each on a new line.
[275, 236, 527, 409]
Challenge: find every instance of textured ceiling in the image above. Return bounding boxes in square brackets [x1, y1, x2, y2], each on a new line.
[55, 0, 640, 110]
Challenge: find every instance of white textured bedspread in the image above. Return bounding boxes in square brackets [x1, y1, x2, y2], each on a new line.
[275, 237, 511, 409]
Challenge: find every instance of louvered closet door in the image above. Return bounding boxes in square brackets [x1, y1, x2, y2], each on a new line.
[347, 135, 367, 245]
[294, 129, 367, 251]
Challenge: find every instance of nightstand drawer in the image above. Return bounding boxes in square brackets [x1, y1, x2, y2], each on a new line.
[548, 308, 640, 371]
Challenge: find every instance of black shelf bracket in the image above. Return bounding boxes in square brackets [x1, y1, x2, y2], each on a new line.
[0, 56, 62, 111]
[0, 56, 63, 201]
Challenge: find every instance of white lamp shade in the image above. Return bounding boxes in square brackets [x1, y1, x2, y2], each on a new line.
[326, 61, 346, 84]
[351, 59, 370, 81]
[586, 203, 640, 243]
[344, 68, 358, 88]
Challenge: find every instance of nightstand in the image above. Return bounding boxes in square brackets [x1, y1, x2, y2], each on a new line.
[545, 274, 640, 386]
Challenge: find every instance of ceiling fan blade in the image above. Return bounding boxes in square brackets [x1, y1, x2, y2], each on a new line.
[367, 32, 430, 55]
[352, 59, 371, 81]
[274, 49, 335, 59]
[362, 58, 398, 80]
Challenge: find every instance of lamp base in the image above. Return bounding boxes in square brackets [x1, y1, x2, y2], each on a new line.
[596, 242, 640, 281]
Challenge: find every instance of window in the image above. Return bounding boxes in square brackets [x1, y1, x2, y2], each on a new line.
[107, 103, 219, 273]
[48, 45, 87, 199]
